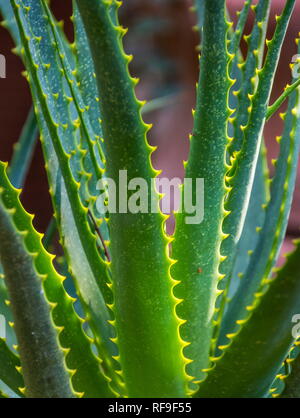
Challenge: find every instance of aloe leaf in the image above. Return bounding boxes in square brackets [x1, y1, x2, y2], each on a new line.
[41, 1, 110, 245]
[195, 241, 300, 398]
[142, 94, 178, 115]
[221, 1, 271, 272]
[1, 249, 23, 396]
[194, 0, 236, 44]
[226, 0, 253, 113]
[214, 0, 271, 338]
[266, 76, 300, 120]
[1, 1, 73, 59]
[1, 105, 38, 350]
[228, 0, 252, 56]
[268, 347, 297, 398]
[194, 0, 204, 30]
[10, 0, 124, 393]
[0, 269, 17, 349]
[2, 0, 99, 189]
[72, 1, 101, 142]
[229, 0, 295, 230]
[0, 390, 8, 399]
[0, 339, 23, 397]
[76, 0, 187, 397]
[72, 0, 123, 135]
[229, 0, 271, 155]
[71, 0, 110, 242]
[281, 347, 300, 398]
[212, 143, 269, 351]
[0, 161, 114, 398]
[0, 275, 22, 397]
[43, 218, 57, 250]
[221, 0, 272, 287]
[228, 144, 269, 299]
[0, 1, 20, 46]
[0, 168, 74, 398]
[220, 0, 295, 317]
[221, 44, 300, 342]
[41, 1, 106, 177]
[0, 8, 38, 192]
[170, 0, 231, 388]
[8, 108, 38, 189]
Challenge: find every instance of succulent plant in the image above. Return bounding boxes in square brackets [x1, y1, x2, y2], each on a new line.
[0, 0, 300, 398]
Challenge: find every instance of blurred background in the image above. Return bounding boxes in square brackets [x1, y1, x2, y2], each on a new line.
[0, 0, 299, 250]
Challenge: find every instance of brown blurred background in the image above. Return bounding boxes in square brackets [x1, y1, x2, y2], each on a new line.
[0, 0, 299, 243]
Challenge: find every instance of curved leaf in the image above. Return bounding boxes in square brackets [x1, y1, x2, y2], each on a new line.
[0, 166, 74, 398]
[171, 0, 231, 388]
[195, 241, 300, 398]
[0, 161, 114, 398]
[8, 108, 38, 189]
[11, 0, 122, 394]
[0, 339, 23, 397]
[281, 346, 300, 398]
[76, 0, 187, 397]
[221, 48, 300, 342]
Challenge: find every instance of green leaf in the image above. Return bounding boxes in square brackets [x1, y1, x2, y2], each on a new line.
[194, 0, 205, 30]
[0, 270, 17, 349]
[0, 161, 114, 398]
[76, 0, 187, 397]
[0, 165, 74, 398]
[229, 144, 269, 292]
[0, 8, 38, 191]
[220, 0, 296, 324]
[11, 0, 122, 393]
[215, 0, 272, 346]
[171, 0, 231, 388]
[220, 0, 271, 290]
[213, 143, 269, 350]
[8, 107, 38, 189]
[142, 94, 179, 115]
[229, 0, 295, 230]
[221, 45, 300, 342]
[42, 217, 57, 250]
[72, 0, 102, 142]
[0, 1, 20, 46]
[0, 339, 24, 397]
[281, 346, 300, 398]
[195, 241, 300, 398]
[71, 0, 110, 241]
[228, 0, 253, 56]
[266, 76, 300, 120]
[0, 389, 9, 399]
[229, 0, 271, 155]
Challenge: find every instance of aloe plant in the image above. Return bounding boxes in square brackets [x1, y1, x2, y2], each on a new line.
[0, 0, 300, 398]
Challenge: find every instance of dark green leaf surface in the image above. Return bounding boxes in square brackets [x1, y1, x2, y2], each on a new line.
[172, 0, 230, 387]
[0, 162, 114, 398]
[0, 339, 23, 397]
[76, 0, 187, 397]
[221, 44, 300, 342]
[11, 0, 122, 393]
[8, 108, 38, 189]
[281, 347, 300, 398]
[196, 241, 300, 398]
[218, 0, 296, 343]
[0, 165, 74, 398]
